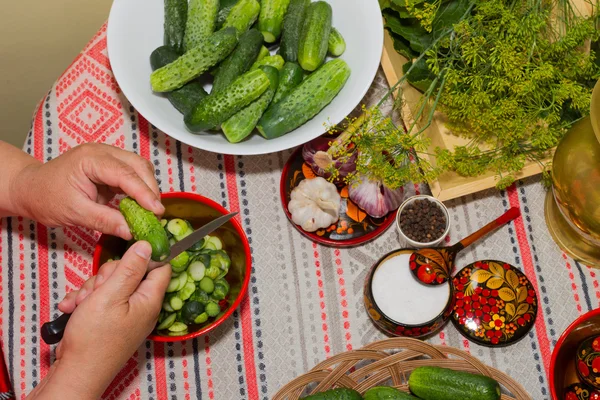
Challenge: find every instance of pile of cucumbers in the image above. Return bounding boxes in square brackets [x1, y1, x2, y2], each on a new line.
[300, 367, 502, 400]
[119, 197, 233, 337]
[150, 0, 351, 143]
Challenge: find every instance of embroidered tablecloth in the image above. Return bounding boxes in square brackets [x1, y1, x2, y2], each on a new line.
[0, 23, 590, 400]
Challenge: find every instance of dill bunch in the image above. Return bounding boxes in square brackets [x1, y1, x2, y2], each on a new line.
[368, 0, 600, 189]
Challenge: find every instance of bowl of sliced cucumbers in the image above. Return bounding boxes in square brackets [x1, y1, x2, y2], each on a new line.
[93, 192, 251, 342]
[106, 0, 383, 155]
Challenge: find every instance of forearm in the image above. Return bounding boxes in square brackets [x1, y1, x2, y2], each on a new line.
[0, 141, 41, 218]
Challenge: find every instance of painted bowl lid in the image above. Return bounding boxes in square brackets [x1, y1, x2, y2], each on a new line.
[450, 260, 538, 347]
[576, 336, 600, 389]
[564, 383, 600, 400]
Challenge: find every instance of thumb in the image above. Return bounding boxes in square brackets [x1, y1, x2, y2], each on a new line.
[102, 241, 152, 300]
[79, 201, 132, 240]
[133, 264, 171, 311]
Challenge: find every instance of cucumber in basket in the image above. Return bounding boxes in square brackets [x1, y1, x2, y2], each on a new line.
[257, 58, 350, 139]
[408, 366, 501, 400]
[298, 1, 332, 72]
[222, 66, 279, 143]
[279, 0, 310, 62]
[271, 61, 304, 104]
[213, 28, 264, 93]
[184, 0, 220, 51]
[301, 388, 362, 400]
[259, 0, 292, 43]
[151, 27, 238, 92]
[184, 68, 271, 131]
[164, 0, 188, 53]
[364, 387, 419, 400]
[221, 0, 260, 36]
[150, 46, 208, 115]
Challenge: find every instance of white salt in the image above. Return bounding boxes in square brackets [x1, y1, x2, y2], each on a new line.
[371, 252, 450, 325]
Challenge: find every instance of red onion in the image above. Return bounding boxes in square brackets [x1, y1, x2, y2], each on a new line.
[302, 136, 356, 183]
[348, 175, 404, 218]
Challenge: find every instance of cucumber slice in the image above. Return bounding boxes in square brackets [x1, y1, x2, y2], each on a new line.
[178, 282, 196, 301]
[208, 236, 223, 250]
[188, 261, 207, 281]
[170, 251, 190, 272]
[194, 312, 209, 324]
[163, 300, 175, 312]
[157, 313, 177, 330]
[199, 277, 215, 294]
[168, 322, 189, 332]
[161, 219, 168, 228]
[168, 330, 189, 336]
[170, 296, 184, 311]
[167, 218, 189, 237]
[177, 271, 189, 291]
[167, 277, 180, 293]
[203, 241, 218, 251]
[205, 302, 220, 317]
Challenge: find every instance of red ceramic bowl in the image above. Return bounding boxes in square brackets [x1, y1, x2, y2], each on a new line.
[551, 308, 600, 399]
[93, 192, 252, 342]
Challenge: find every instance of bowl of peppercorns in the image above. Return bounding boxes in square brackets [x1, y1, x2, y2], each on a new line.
[396, 195, 450, 248]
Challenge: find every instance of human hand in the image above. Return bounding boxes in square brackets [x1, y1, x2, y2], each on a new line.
[28, 241, 171, 400]
[10, 143, 164, 240]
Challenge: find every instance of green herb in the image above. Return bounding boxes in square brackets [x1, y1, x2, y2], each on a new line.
[343, 0, 600, 190]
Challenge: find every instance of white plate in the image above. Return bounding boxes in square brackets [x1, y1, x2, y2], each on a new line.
[107, 0, 383, 155]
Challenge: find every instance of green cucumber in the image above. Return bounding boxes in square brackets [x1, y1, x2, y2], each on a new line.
[151, 28, 238, 92]
[184, 0, 220, 51]
[364, 387, 419, 400]
[301, 388, 362, 400]
[119, 197, 170, 262]
[279, 0, 310, 62]
[213, 29, 264, 93]
[257, 46, 271, 62]
[272, 61, 303, 104]
[222, 66, 279, 143]
[408, 366, 501, 400]
[328, 27, 346, 57]
[221, 0, 260, 36]
[150, 46, 209, 114]
[164, 0, 188, 53]
[250, 54, 285, 71]
[216, 0, 239, 30]
[298, 1, 332, 72]
[258, 0, 292, 43]
[185, 68, 270, 131]
[157, 313, 177, 330]
[258, 59, 350, 139]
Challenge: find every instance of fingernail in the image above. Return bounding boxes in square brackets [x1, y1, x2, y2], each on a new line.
[118, 225, 131, 239]
[134, 242, 152, 260]
[95, 274, 104, 287]
[154, 200, 165, 213]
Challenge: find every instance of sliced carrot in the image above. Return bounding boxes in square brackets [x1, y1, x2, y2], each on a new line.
[346, 200, 367, 223]
[301, 163, 317, 179]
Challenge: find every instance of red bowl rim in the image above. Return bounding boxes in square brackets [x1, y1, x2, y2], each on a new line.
[92, 192, 252, 342]
[550, 307, 600, 399]
[279, 146, 397, 247]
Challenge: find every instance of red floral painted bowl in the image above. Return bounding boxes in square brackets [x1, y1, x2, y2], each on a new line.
[577, 336, 600, 389]
[551, 309, 600, 400]
[93, 192, 252, 342]
[364, 248, 454, 338]
[563, 383, 600, 400]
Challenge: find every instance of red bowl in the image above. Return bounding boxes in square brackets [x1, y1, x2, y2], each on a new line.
[550, 308, 600, 399]
[93, 192, 252, 342]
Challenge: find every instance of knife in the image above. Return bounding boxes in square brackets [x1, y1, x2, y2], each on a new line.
[40, 212, 238, 345]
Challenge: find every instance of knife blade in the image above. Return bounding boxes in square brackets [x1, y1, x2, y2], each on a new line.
[41, 212, 238, 345]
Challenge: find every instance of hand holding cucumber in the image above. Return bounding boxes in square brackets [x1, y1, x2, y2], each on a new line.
[6, 142, 163, 240]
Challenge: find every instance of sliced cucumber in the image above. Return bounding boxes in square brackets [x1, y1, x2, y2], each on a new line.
[194, 312, 209, 324]
[199, 277, 215, 293]
[208, 236, 223, 250]
[163, 300, 175, 312]
[178, 282, 196, 301]
[168, 322, 189, 332]
[167, 277, 180, 293]
[189, 261, 207, 281]
[167, 218, 189, 237]
[170, 296, 184, 311]
[177, 271, 189, 290]
[170, 251, 190, 272]
[157, 313, 177, 330]
[206, 302, 221, 317]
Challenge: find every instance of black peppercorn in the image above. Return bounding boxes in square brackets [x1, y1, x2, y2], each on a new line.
[399, 199, 447, 243]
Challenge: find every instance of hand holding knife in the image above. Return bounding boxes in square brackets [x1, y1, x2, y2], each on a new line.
[40, 212, 238, 345]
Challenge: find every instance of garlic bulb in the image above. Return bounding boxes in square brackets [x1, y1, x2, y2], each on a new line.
[288, 177, 341, 232]
[348, 175, 404, 218]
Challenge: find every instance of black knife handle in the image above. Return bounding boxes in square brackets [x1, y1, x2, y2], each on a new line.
[41, 313, 71, 345]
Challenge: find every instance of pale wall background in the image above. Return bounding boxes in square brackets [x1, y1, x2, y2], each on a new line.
[0, 0, 113, 148]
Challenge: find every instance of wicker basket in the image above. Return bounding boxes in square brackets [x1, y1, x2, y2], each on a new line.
[273, 338, 532, 400]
